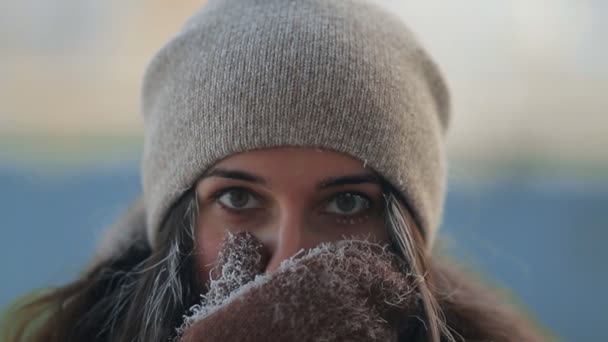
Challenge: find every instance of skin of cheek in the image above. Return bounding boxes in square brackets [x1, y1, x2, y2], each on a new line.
[194, 220, 226, 289]
[194, 214, 389, 289]
[335, 214, 388, 243]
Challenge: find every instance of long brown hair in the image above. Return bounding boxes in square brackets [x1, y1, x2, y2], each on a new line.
[1, 181, 551, 341]
[1, 189, 200, 342]
[383, 189, 552, 341]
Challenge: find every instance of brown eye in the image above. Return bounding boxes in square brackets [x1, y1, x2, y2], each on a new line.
[216, 188, 261, 209]
[326, 192, 371, 215]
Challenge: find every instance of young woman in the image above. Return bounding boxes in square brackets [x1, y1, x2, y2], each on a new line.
[2, 0, 551, 341]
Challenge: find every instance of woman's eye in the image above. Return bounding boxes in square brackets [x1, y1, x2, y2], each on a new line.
[325, 192, 371, 215]
[216, 188, 261, 210]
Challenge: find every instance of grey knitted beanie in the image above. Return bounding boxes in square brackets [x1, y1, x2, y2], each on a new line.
[137, 0, 450, 254]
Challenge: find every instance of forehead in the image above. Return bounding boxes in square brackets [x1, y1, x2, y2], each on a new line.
[204, 147, 375, 185]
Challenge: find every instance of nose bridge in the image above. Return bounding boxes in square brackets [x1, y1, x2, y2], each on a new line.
[264, 200, 312, 273]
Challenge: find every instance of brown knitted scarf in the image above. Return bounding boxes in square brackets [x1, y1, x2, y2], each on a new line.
[176, 232, 549, 342]
[177, 232, 424, 341]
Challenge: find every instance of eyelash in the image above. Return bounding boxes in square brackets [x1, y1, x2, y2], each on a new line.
[209, 186, 375, 221]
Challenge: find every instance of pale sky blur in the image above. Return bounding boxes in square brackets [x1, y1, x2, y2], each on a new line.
[1, 0, 607, 172]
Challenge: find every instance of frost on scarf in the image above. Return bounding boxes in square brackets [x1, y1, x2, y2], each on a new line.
[177, 232, 423, 341]
[177, 231, 268, 335]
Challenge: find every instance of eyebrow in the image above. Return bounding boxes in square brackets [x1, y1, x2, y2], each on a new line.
[317, 173, 380, 189]
[203, 168, 267, 185]
[201, 167, 381, 189]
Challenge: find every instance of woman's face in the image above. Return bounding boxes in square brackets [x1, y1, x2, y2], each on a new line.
[194, 147, 388, 286]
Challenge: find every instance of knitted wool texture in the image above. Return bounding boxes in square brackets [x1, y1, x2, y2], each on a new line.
[178, 231, 422, 341]
[141, 0, 450, 250]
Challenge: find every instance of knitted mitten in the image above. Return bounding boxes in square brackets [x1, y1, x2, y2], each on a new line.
[178, 231, 423, 341]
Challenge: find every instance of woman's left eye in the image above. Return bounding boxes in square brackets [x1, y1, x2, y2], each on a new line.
[325, 192, 371, 216]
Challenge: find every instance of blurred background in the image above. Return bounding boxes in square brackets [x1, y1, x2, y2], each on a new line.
[1, 0, 606, 340]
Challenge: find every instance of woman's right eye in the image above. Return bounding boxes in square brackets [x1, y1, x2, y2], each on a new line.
[215, 188, 261, 210]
